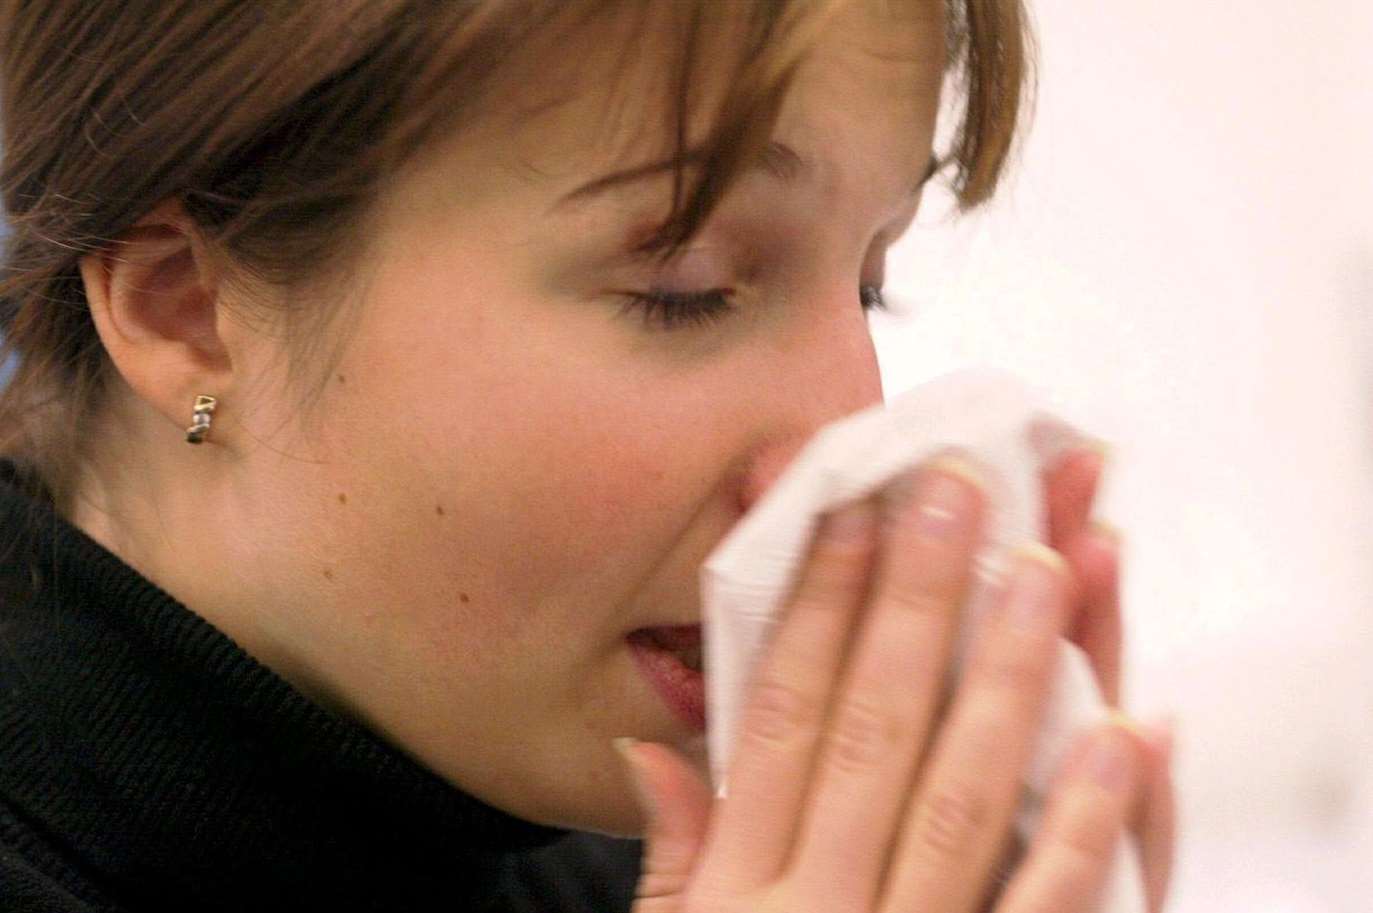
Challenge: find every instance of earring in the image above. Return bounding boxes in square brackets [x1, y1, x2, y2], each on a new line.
[185, 394, 217, 445]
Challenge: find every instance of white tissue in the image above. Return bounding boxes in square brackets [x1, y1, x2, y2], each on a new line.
[701, 367, 1146, 912]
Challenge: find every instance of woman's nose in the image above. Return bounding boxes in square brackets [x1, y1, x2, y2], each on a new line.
[735, 300, 884, 515]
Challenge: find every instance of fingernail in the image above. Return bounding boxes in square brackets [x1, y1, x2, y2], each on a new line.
[1042, 434, 1112, 473]
[1088, 520, 1122, 548]
[1106, 709, 1146, 738]
[912, 455, 985, 537]
[613, 737, 658, 820]
[1004, 541, 1066, 627]
[1082, 437, 1113, 467]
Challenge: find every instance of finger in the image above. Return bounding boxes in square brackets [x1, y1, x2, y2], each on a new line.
[994, 721, 1144, 913]
[1043, 446, 1107, 550]
[788, 458, 987, 911]
[616, 738, 716, 906]
[1133, 719, 1177, 912]
[699, 497, 880, 892]
[1060, 522, 1123, 706]
[880, 543, 1072, 913]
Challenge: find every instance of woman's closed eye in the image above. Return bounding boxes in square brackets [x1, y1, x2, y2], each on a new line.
[619, 284, 890, 332]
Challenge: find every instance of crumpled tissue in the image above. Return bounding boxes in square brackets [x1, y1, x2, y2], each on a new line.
[701, 367, 1145, 913]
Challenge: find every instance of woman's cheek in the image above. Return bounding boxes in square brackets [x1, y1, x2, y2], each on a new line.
[509, 401, 718, 579]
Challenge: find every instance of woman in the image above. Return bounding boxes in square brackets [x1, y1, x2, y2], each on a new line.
[0, 1, 1174, 911]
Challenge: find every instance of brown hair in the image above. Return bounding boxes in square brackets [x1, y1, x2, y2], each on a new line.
[0, 0, 1032, 517]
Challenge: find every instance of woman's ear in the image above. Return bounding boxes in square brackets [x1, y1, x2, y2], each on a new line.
[78, 198, 238, 444]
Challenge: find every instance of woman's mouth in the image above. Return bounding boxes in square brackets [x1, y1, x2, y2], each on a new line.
[626, 625, 705, 732]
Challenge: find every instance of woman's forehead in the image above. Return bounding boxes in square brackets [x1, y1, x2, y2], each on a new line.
[375, 0, 944, 244]
[493, 3, 942, 195]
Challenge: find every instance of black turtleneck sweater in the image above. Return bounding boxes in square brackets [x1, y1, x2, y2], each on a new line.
[0, 458, 643, 912]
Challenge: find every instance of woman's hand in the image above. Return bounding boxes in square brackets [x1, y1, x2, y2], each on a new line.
[616, 447, 1174, 912]
[1040, 444, 1176, 911]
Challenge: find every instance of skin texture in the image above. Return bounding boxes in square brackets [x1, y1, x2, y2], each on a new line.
[71, 1, 1172, 890]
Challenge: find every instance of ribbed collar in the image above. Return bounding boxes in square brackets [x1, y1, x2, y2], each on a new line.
[0, 458, 569, 911]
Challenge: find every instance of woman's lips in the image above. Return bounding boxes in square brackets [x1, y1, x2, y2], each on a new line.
[636, 624, 701, 664]
[627, 626, 705, 732]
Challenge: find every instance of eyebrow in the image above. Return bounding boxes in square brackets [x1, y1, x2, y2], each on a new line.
[554, 141, 940, 210]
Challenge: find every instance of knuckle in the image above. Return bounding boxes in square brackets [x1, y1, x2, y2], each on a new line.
[743, 677, 820, 746]
[912, 782, 992, 860]
[827, 694, 906, 772]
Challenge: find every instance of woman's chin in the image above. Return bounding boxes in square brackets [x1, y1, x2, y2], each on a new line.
[546, 784, 650, 839]
[541, 736, 711, 839]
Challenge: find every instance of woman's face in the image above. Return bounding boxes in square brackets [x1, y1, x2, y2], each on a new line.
[193, 2, 944, 834]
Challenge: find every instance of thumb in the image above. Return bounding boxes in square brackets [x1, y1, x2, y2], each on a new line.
[614, 738, 715, 904]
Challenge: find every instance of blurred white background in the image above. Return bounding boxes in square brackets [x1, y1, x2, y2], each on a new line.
[874, 2, 1373, 910]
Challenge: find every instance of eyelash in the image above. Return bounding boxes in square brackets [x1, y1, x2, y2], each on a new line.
[621, 285, 889, 331]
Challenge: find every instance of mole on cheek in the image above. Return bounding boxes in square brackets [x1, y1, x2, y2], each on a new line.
[337, 374, 346, 384]
[436, 504, 445, 516]
[338, 493, 347, 505]
[323, 568, 335, 581]
[460, 592, 470, 604]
